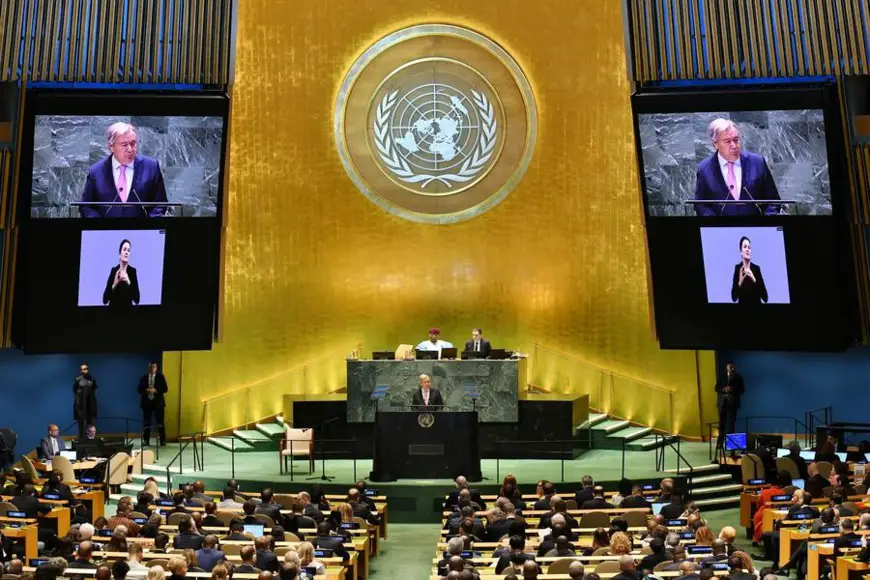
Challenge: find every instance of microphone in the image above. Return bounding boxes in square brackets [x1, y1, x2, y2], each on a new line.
[741, 186, 763, 215]
[720, 185, 735, 216]
[130, 189, 148, 217]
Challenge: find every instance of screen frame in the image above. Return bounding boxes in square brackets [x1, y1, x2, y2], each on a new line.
[630, 83, 849, 221]
[17, 88, 230, 222]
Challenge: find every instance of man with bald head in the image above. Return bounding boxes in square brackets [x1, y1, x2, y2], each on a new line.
[67, 541, 97, 569]
[693, 118, 781, 216]
[346, 488, 379, 524]
[80, 122, 168, 218]
[568, 561, 585, 580]
[612, 555, 637, 580]
[444, 475, 485, 510]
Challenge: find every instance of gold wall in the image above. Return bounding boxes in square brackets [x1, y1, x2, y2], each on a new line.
[164, 0, 717, 437]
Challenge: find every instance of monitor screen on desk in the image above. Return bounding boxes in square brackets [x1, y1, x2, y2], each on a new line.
[792, 479, 805, 490]
[836, 452, 847, 462]
[799, 450, 815, 461]
[651, 502, 669, 515]
[776, 448, 789, 458]
[725, 433, 747, 451]
[415, 349, 438, 360]
[59, 450, 78, 461]
[243, 524, 264, 537]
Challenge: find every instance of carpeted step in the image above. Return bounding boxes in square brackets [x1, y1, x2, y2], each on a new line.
[605, 426, 652, 441]
[663, 463, 720, 474]
[256, 422, 285, 439]
[578, 413, 608, 430]
[208, 436, 255, 452]
[233, 429, 275, 451]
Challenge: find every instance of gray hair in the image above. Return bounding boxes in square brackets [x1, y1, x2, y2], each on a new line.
[447, 537, 464, 555]
[79, 523, 95, 540]
[550, 513, 566, 526]
[787, 440, 801, 452]
[859, 513, 870, 528]
[707, 118, 738, 144]
[763, 575, 779, 580]
[665, 532, 680, 547]
[106, 122, 136, 146]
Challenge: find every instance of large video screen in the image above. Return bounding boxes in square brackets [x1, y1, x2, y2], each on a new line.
[20, 90, 228, 219]
[15, 220, 219, 353]
[646, 219, 857, 350]
[632, 86, 845, 218]
[700, 226, 790, 305]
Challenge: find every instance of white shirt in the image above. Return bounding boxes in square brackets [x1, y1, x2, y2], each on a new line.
[718, 153, 742, 199]
[415, 339, 453, 352]
[112, 156, 135, 200]
[126, 560, 149, 579]
[51, 437, 59, 454]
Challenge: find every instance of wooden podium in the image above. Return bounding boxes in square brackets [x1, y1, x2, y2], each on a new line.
[370, 411, 481, 482]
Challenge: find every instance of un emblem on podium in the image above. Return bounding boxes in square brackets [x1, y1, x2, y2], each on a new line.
[417, 412, 435, 428]
[335, 25, 538, 224]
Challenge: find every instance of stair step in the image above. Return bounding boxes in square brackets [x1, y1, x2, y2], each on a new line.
[143, 464, 195, 475]
[663, 463, 720, 474]
[690, 483, 743, 496]
[233, 429, 275, 450]
[693, 496, 741, 508]
[607, 427, 652, 441]
[604, 420, 631, 435]
[579, 413, 608, 430]
[591, 419, 625, 432]
[256, 423, 285, 438]
[276, 415, 285, 428]
[689, 473, 732, 484]
[208, 436, 254, 452]
[131, 473, 168, 483]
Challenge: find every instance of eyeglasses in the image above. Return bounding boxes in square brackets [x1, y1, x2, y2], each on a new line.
[116, 141, 137, 150]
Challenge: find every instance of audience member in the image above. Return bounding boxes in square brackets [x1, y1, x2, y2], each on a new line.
[195, 535, 225, 572]
[126, 543, 150, 579]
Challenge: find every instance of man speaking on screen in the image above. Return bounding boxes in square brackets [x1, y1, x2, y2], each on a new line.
[693, 118, 782, 217]
[79, 122, 169, 218]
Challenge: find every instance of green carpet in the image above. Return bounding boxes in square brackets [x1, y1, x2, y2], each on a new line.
[370, 524, 441, 579]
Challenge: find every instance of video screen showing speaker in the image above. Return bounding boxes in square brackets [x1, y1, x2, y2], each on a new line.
[646, 219, 858, 351]
[632, 85, 846, 218]
[19, 90, 228, 219]
[700, 226, 790, 305]
[78, 230, 167, 308]
[14, 220, 220, 354]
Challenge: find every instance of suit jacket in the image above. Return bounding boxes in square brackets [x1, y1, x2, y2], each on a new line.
[444, 489, 486, 511]
[581, 498, 612, 510]
[11, 494, 52, 518]
[834, 532, 861, 553]
[256, 549, 280, 572]
[730, 263, 768, 304]
[537, 512, 578, 530]
[195, 548, 225, 572]
[303, 503, 324, 523]
[314, 535, 350, 561]
[574, 488, 594, 507]
[173, 532, 204, 550]
[534, 496, 555, 511]
[693, 151, 781, 216]
[42, 482, 74, 503]
[621, 495, 651, 509]
[103, 265, 140, 309]
[730, 571, 757, 580]
[40, 436, 68, 460]
[349, 501, 378, 524]
[73, 374, 98, 420]
[485, 519, 514, 542]
[715, 372, 745, 411]
[80, 154, 168, 218]
[410, 388, 444, 411]
[463, 339, 492, 358]
[256, 503, 283, 525]
[138, 373, 168, 409]
[234, 564, 260, 574]
[660, 501, 687, 520]
[201, 515, 222, 528]
[638, 551, 668, 572]
[67, 560, 98, 569]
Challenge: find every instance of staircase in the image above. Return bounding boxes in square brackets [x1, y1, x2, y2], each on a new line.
[207, 416, 285, 453]
[581, 413, 667, 452]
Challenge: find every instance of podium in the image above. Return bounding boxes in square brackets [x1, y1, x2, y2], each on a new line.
[370, 411, 481, 482]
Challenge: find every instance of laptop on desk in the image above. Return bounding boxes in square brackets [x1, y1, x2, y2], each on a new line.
[440, 347, 458, 360]
[415, 349, 438, 360]
[487, 349, 508, 360]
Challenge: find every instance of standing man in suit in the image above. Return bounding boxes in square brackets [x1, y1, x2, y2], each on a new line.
[73, 363, 98, 439]
[715, 361, 745, 452]
[464, 328, 492, 358]
[40, 424, 67, 460]
[410, 374, 444, 411]
[693, 118, 782, 216]
[79, 122, 168, 218]
[138, 362, 168, 447]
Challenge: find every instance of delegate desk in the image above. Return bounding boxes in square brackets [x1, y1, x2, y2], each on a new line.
[347, 359, 523, 423]
[371, 411, 480, 481]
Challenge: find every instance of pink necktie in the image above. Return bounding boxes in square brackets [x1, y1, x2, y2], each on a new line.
[726, 162, 737, 199]
[119, 164, 129, 202]
[424, 391, 429, 405]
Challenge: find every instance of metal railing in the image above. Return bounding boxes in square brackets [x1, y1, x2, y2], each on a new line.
[530, 343, 677, 433]
[806, 407, 833, 444]
[164, 432, 206, 495]
[653, 434, 694, 496]
[706, 414, 814, 461]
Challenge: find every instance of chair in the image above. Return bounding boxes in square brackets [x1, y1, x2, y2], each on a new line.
[279, 427, 315, 474]
[274, 494, 297, 509]
[106, 452, 132, 491]
[130, 511, 148, 520]
[594, 561, 621, 574]
[741, 454, 764, 484]
[221, 544, 242, 556]
[781, 486, 797, 495]
[579, 511, 610, 529]
[546, 558, 577, 574]
[622, 510, 648, 527]
[51, 455, 77, 483]
[855, 485, 867, 495]
[816, 461, 833, 479]
[130, 450, 156, 475]
[186, 498, 205, 507]
[564, 499, 578, 510]
[653, 561, 671, 572]
[842, 501, 860, 514]
[822, 486, 834, 498]
[20, 455, 45, 483]
[592, 547, 611, 556]
[167, 512, 188, 525]
[254, 514, 275, 527]
[284, 532, 301, 542]
[215, 512, 238, 526]
[148, 560, 169, 569]
[0, 501, 19, 516]
[776, 457, 800, 480]
[234, 495, 247, 504]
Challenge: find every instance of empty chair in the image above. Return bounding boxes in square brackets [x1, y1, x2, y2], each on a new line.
[148, 560, 168, 568]
[20, 455, 44, 483]
[106, 452, 131, 491]
[579, 511, 610, 529]
[564, 499, 578, 510]
[254, 513, 275, 527]
[51, 455, 77, 483]
[167, 512, 188, 525]
[220, 544, 242, 556]
[740, 454, 764, 484]
[594, 560, 621, 574]
[215, 512, 238, 526]
[546, 558, 577, 574]
[842, 501, 860, 514]
[816, 461, 833, 479]
[622, 510, 648, 527]
[279, 427, 314, 474]
[776, 457, 800, 480]
[0, 501, 19, 516]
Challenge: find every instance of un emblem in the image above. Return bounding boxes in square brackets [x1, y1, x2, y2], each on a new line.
[418, 412, 436, 428]
[335, 25, 537, 224]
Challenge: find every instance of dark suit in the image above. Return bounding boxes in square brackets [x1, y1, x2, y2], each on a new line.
[464, 339, 492, 359]
[234, 564, 260, 574]
[444, 489, 486, 511]
[80, 154, 168, 218]
[660, 502, 687, 519]
[195, 548, 225, 572]
[73, 374, 98, 439]
[39, 436, 68, 460]
[201, 515, 222, 528]
[173, 533, 204, 550]
[574, 488, 594, 507]
[350, 501, 378, 525]
[11, 495, 52, 518]
[66, 560, 98, 570]
[715, 371, 745, 447]
[410, 388, 444, 411]
[314, 535, 350, 562]
[138, 372, 168, 445]
[621, 495, 651, 509]
[485, 519, 513, 542]
[256, 550, 280, 573]
[693, 151, 781, 216]
[303, 503, 324, 523]
[103, 265, 140, 309]
[42, 482, 74, 503]
[731, 263, 768, 304]
[256, 503, 283, 526]
[638, 552, 668, 573]
[538, 512, 578, 530]
[581, 498, 611, 510]
[730, 571, 757, 580]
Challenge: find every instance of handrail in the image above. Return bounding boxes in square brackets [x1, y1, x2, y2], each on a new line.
[164, 432, 206, 494]
[655, 433, 693, 493]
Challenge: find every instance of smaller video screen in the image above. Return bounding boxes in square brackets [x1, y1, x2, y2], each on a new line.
[77, 229, 167, 308]
[700, 226, 791, 305]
